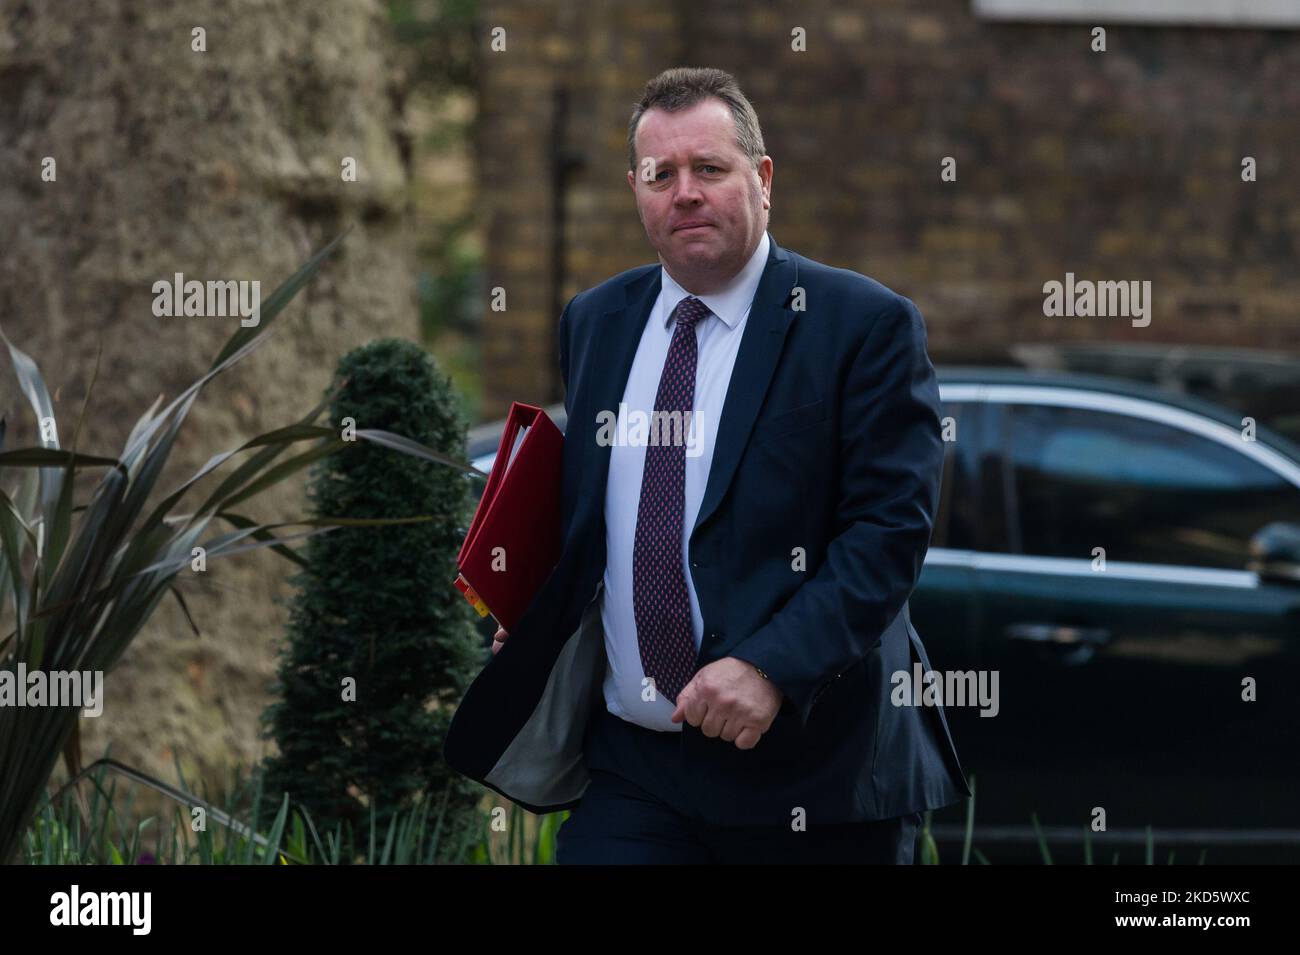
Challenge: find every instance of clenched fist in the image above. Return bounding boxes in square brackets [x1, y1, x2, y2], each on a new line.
[670, 657, 783, 749]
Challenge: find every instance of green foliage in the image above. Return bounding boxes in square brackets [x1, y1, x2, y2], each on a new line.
[258, 338, 484, 861]
[22, 751, 488, 864]
[0, 230, 481, 864]
[388, 0, 478, 95]
[417, 226, 482, 339]
[387, 1, 485, 422]
[475, 802, 567, 865]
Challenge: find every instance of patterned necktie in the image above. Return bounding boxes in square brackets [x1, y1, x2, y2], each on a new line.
[632, 295, 710, 705]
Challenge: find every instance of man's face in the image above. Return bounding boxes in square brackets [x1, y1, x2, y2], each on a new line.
[627, 97, 772, 294]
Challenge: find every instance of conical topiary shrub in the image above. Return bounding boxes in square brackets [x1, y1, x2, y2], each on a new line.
[259, 337, 484, 861]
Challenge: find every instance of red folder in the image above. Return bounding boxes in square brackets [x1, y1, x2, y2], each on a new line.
[454, 402, 563, 632]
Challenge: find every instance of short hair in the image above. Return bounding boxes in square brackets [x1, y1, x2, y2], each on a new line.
[627, 67, 766, 174]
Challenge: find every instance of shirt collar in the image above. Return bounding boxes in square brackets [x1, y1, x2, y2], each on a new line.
[660, 230, 771, 330]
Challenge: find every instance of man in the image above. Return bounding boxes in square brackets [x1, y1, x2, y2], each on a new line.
[443, 66, 969, 864]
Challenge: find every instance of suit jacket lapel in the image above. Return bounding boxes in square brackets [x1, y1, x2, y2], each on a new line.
[574, 268, 660, 523]
[692, 237, 797, 537]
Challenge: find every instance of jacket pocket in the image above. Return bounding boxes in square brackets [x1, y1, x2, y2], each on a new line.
[750, 398, 826, 446]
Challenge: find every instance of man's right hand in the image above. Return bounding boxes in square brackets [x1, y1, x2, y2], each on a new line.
[491, 627, 509, 655]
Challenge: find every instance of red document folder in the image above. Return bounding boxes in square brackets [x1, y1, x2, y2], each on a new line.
[454, 402, 563, 633]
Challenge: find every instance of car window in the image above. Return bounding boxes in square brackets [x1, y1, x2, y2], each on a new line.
[934, 401, 981, 550]
[1004, 403, 1300, 569]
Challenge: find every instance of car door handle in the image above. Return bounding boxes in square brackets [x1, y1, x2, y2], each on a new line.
[1005, 623, 1111, 647]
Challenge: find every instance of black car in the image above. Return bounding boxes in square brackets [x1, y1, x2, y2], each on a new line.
[924, 364, 1300, 862]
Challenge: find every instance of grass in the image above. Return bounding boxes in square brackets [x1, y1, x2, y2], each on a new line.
[23, 748, 491, 865]
[21, 761, 1205, 865]
[914, 776, 1207, 865]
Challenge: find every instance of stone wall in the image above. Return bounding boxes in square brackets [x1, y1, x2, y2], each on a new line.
[0, 0, 417, 803]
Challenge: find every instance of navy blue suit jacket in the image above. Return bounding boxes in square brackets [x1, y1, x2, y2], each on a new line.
[443, 233, 970, 825]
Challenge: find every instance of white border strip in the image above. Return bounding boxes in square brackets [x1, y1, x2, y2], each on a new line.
[973, 0, 1300, 28]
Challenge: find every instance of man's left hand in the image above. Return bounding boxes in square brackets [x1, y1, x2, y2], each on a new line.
[669, 657, 783, 749]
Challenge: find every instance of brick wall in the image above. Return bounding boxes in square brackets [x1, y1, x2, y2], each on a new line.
[476, 0, 1299, 420]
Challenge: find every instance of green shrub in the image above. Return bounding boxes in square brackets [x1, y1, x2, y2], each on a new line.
[259, 338, 483, 860]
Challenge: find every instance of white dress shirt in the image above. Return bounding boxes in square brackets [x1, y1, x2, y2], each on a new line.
[600, 230, 771, 731]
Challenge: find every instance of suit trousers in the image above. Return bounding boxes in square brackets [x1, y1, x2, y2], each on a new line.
[556, 705, 921, 864]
